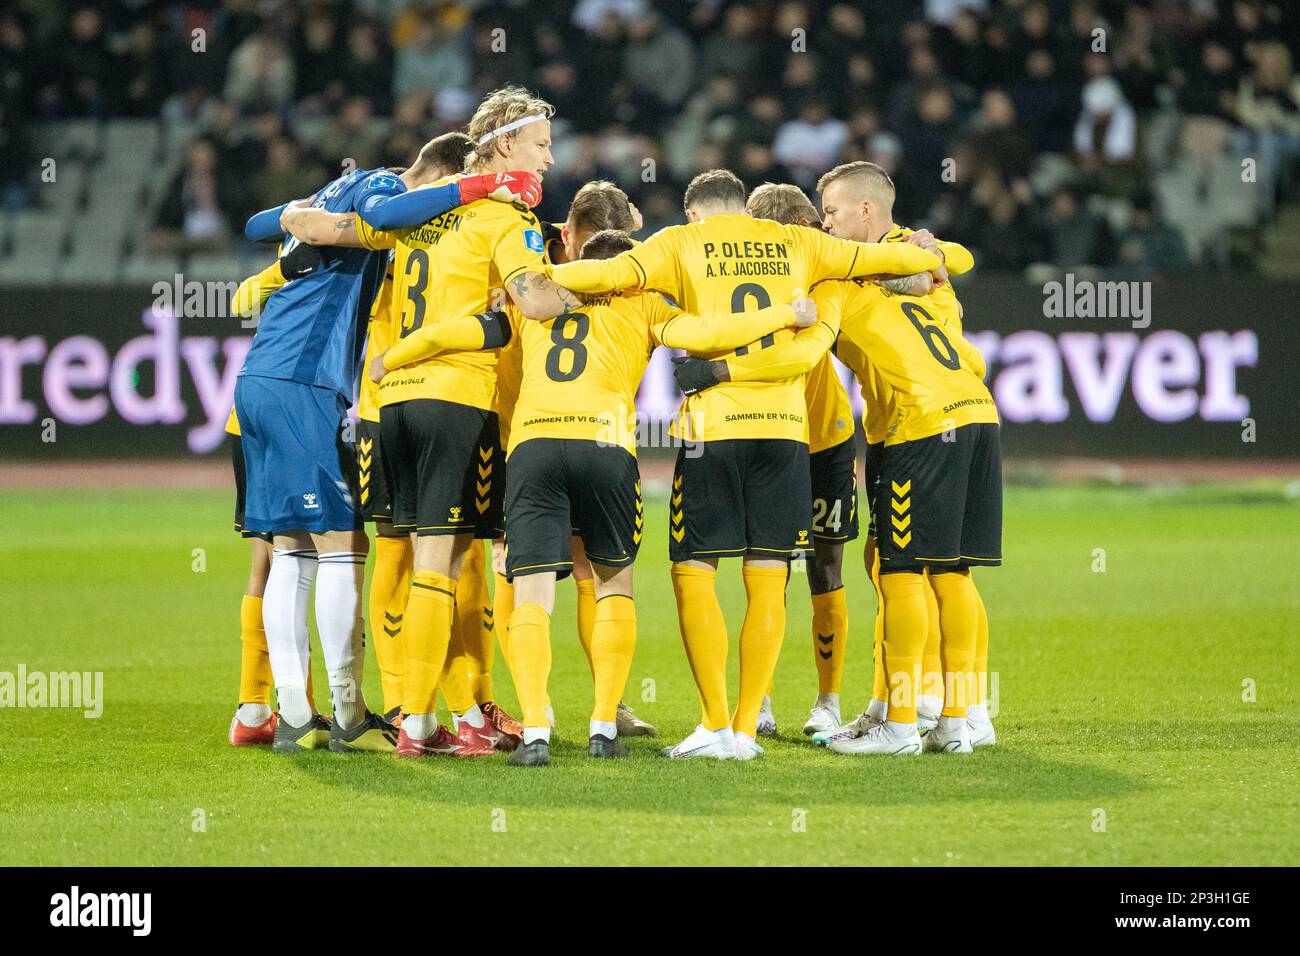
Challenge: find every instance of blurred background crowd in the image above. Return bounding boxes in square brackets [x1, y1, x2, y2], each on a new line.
[2, 0, 1298, 283]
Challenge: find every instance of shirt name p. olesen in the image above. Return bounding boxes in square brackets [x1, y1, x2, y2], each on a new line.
[49, 886, 151, 936]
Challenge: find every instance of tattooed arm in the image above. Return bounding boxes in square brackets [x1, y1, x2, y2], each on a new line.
[506, 271, 582, 320]
[278, 206, 366, 248]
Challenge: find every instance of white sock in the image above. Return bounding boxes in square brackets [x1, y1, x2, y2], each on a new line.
[316, 551, 368, 729]
[866, 698, 888, 721]
[545, 705, 555, 728]
[885, 719, 915, 738]
[404, 712, 438, 738]
[758, 694, 773, 714]
[937, 714, 965, 732]
[263, 549, 313, 722]
[918, 693, 943, 716]
[455, 704, 485, 730]
[524, 726, 551, 745]
[236, 702, 273, 727]
[815, 692, 840, 711]
[968, 702, 989, 721]
[590, 719, 616, 740]
[293, 550, 318, 708]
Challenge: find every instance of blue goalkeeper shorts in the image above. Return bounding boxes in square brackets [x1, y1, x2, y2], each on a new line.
[234, 375, 361, 535]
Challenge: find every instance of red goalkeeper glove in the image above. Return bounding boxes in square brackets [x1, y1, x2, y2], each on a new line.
[458, 171, 543, 208]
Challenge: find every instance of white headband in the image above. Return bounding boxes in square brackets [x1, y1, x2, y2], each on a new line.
[477, 113, 547, 146]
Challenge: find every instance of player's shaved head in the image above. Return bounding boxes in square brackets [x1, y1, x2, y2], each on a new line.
[816, 161, 896, 209]
[683, 169, 747, 217]
[568, 181, 636, 237]
[580, 229, 635, 260]
[409, 132, 473, 179]
[466, 85, 555, 168]
[746, 182, 820, 227]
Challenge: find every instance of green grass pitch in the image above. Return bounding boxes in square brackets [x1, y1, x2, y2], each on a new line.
[1, 481, 1296, 866]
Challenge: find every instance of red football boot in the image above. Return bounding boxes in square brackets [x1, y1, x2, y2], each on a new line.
[228, 711, 278, 747]
[480, 701, 523, 752]
[452, 717, 501, 757]
[395, 724, 459, 758]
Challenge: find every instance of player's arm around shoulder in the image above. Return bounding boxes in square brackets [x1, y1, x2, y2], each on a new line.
[651, 297, 800, 353]
[372, 309, 516, 384]
[488, 206, 580, 320]
[548, 223, 678, 297]
[670, 294, 829, 395]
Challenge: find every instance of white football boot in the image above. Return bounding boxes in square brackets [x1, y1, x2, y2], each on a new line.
[733, 732, 766, 760]
[662, 724, 737, 760]
[828, 720, 922, 755]
[966, 704, 996, 748]
[811, 710, 882, 748]
[755, 695, 777, 737]
[801, 693, 841, 736]
[917, 694, 942, 736]
[924, 715, 973, 753]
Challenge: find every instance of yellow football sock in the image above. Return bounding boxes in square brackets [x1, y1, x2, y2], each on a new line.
[973, 578, 989, 706]
[869, 549, 887, 704]
[440, 597, 478, 715]
[402, 572, 456, 715]
[930, 570, 979, 718]
[879, 572, 927, 723]
[922, 572, 943, 700]
[811, 587, 848, 696]
[493, 571, 514, 664]
[575, 578, 597, 677]
[591, 594, 636, 723]
[238, 594, 273, 705]
[670, 564, 730, 731]
[509, 602, 552, 728]
[458, 543, 494, 704]
[369, 536, 411, 715]
[733, 565, 788, 737]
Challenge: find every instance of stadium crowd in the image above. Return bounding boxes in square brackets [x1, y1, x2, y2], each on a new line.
[2, 0, 1298, 275]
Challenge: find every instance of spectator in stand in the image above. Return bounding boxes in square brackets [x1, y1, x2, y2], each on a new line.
[151, 138, 238, 254]
[623, 11, 695, 112]
[1011, 48, 1075, 153]
[1236, 41, 1300, 197]
[340, 20, 393, 115]
[699, 4, 765, 87]
[250, 136, 326, 220]
[1045, 186, 1115, 268]
[393, 6, 472, 100]
[117, 19, 167, 118]
[1175, 40, 1239, 122]
[895, 84, 959, 219]
[1117, 192, 1191, 277]
[772, 96, 849, 191]
[224, 26, 296, 110]
[1074, 75, 1141, 197]
[318, 95, 382, 172]
[294, 6, 342, 116]
[965, 87, 1035, 180]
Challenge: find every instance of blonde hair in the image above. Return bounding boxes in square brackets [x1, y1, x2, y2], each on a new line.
[465, 86, 555, 169]
[568, 181, 635, 237]
[746, 182, 819, 226]
[816, 161, 896, 204]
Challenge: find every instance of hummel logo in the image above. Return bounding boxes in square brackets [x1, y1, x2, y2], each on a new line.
[449, 506, 462, 520]
[303, 492, 319, 509]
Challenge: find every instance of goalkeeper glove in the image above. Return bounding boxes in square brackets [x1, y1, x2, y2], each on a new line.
[458, 171, 543, 208]
[672, 356, 726, 396]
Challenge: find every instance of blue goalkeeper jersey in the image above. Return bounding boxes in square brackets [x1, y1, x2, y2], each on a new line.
[239, 167, 405, 399]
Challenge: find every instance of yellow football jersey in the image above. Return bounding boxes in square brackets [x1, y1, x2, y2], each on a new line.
[549, 213, 940, 443]
[357, 176, 549, 411]
[357, 258, 397, 423]
[803, 355, 854, 453]
[833, 279, 996, 444]
[830, 332, 896, 446]
[505, 291, 801, 456]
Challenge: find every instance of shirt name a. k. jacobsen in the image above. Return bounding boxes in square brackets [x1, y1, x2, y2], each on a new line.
[1042, 274, 1151, 329]
[0, 665, 102, 718]
[50, 886, 151, 936]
